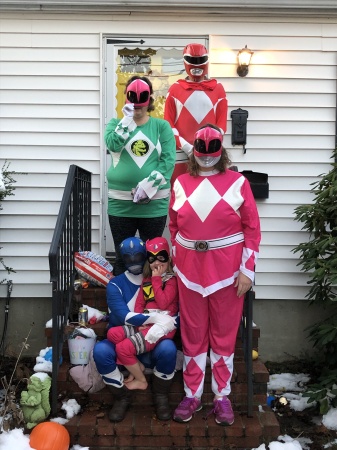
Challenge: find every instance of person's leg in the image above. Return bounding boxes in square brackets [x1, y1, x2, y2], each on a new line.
[107, 325, 135, 345]
[108, 215, 138, 275]
[173, 279, 209, 422]
[149, 339, 177, 421]
[178, 279, 209, 399]
[137, 215, 167, 242]
[208, 284, 244, 426]
[115, 331, 150, 390]
[93, 339, 131, 422]
[209, 284, 244, 396]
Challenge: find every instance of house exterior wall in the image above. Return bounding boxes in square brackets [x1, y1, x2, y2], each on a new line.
[0, 8, 336, 358]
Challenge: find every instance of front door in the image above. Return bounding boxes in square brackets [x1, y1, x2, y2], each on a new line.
[101, 36, 207, 259]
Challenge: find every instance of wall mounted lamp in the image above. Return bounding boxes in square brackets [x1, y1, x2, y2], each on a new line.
[237, 45, 254, 77]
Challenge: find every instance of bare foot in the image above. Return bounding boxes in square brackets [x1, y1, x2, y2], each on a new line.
[124, 363, 145, 383]
[125, 379, 148, 390]
[124, 374, 135, 383]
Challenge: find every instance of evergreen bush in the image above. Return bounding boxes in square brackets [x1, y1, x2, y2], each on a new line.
[293, 148, 337, 414]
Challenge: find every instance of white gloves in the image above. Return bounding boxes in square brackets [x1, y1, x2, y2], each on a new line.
[115, 103, 136, 134]
[145, 313, 176, 344]
[122, 103, 134, 118]
[131, 185, 150, 204]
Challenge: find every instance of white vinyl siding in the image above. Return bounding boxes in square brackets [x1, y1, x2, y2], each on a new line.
[0, 11, 336, 301]
[0, 21, 101, 297]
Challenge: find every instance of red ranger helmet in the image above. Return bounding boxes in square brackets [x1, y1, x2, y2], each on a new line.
[126, 79, 150, 107]
[193, 126, 223, 158]
[146, 237, 170, 263]
[183, 43, 209, 81]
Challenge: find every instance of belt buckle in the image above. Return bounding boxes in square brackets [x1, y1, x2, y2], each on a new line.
[194, 240, 209, 252]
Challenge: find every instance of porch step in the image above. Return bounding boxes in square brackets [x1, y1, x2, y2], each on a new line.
[45, 287, 280, 448]
[64, 404, 280, 450]
[55, 359, 270, 411]
[55, 363, 279, 449]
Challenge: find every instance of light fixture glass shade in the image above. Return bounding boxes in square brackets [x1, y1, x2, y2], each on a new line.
[237, 45, 254, 77]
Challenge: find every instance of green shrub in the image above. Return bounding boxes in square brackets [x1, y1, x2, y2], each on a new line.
[293, 148, 337, 413]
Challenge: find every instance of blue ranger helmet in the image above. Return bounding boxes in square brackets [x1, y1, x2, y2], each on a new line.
[119, 237, 146, 275]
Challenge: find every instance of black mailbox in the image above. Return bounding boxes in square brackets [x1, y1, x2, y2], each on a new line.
[231, 108, 248, 153]
[240, 170, 269, 199]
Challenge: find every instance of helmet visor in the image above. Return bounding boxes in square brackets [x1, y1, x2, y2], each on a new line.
[184, 55, 209, 66]
[126, 90, 150, 105]
[123, 252, 146, 266]
[147, 250, 169, 263]
[193, 127, 223, 158]
[126, 79, 150, 107]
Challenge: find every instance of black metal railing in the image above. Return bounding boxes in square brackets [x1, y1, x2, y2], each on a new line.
[48, 165, 92, 414]
[241, 289, 254, 417]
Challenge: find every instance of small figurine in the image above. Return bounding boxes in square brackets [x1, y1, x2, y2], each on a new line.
[20, 373, 51, 429]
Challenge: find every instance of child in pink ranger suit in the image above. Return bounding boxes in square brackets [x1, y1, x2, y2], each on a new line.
[107, 237, 179, 391]
[169, 124, 261, 426]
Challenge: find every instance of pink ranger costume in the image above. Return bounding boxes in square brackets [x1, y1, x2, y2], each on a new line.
[169, 126, 261, 423]
[164, 43, 228, 184]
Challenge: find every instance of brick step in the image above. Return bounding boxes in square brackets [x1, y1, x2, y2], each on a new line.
[63, 403, 280, 450]
[56, 361, 279, 449]
[50, 287, 280, 448]
[46, 323, 261, 361]
[57, 359, 269, 411]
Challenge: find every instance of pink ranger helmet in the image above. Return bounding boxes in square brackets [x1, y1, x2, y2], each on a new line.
[193, 126, 223, 158]
[126, 78, 151, 107]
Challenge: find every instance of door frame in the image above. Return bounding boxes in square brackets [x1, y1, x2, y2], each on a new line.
[100, 35, 208, 258]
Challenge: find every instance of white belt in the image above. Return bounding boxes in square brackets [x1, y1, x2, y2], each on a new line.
[176, 232, 244, 252]
[108, 188, 170, 201]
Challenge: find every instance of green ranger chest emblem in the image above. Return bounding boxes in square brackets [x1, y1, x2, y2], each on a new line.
[131, 139, 150, 157]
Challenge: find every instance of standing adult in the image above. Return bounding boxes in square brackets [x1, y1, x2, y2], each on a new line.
[93, 237, 177, 422]
[164, 43, 228, 184]
[105, 75, 176, 275]
[169, 124, 261, 425]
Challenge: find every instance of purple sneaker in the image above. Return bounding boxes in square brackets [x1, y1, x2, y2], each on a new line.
[213, 397, 234, 426]
[173, 397, 202, 422]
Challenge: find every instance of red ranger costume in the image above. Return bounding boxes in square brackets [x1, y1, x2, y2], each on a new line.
[169, 128, 261, 403]
[164, 44, 228, 184]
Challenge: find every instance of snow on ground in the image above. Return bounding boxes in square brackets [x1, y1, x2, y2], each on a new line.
[1, 365, 336, 449]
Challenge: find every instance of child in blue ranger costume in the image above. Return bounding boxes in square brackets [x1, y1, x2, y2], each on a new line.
[105, 75, 176, 275]
[93, 237, 178, 422]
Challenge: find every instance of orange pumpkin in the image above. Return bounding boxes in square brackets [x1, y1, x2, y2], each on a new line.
[29, 421, 70, 450]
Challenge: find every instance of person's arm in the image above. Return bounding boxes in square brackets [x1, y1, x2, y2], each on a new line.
[151, 276, 179, 312]
[168, 183, 179, 263]
[104, 105, 137, 153]
[214, 83, 228, 134]
[164, 88, 193, 155]
[238, 177, 261, 282]
[107, 277, 176, 327]
[136, 120, 176, 199]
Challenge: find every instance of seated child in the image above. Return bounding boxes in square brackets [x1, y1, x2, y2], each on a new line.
[107, 237, 179, 390]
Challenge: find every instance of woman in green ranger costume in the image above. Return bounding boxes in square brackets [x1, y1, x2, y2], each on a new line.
[105, 76, 176, 275]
